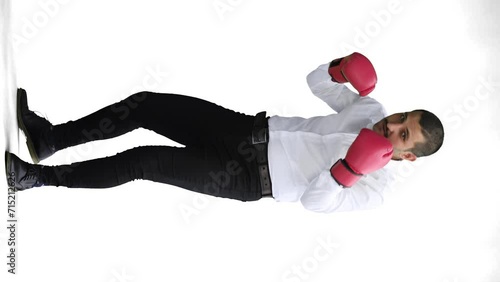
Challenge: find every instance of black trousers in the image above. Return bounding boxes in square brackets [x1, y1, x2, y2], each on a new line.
[40, 92, 265, 201]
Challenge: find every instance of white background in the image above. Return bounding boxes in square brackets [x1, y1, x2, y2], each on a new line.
[1, 0, 499, 281]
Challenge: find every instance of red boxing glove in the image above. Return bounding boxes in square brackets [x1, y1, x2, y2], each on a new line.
[328, 52, 377, 96]
[330, 128, 393, 188]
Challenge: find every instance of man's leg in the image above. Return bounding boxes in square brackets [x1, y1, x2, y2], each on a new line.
[30, 144, 262, 201]
[51, 91, 255, 149]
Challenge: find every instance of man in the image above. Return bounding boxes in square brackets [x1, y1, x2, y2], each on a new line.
[5, 52, 444, 213]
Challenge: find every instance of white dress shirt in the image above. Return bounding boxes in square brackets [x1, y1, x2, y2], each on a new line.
[267, 62, 400, 213]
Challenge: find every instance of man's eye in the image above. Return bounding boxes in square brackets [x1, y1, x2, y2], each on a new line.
[402, 132, 406, 140]
[400, 114, 405, 121]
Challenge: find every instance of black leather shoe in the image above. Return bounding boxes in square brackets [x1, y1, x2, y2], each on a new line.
[17, 88, 56, 163]
[5, 151, 45, 191]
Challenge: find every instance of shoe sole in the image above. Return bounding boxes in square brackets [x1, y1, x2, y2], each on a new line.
[5, 151, 9, 184]
[17, 90, 41, 164]
[5, 151, 15, 190]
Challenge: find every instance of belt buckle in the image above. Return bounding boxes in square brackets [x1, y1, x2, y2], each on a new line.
[252, 127, 268, 145]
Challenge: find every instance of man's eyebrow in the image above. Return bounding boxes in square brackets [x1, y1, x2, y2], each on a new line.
[405, 112, 410, 141]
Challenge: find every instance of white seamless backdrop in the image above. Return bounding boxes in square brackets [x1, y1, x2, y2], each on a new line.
[1, 0, 499, 282]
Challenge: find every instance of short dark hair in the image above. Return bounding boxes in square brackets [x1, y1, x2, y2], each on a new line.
[410, 109, 444, 157]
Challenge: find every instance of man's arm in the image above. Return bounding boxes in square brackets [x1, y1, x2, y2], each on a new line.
[300, 170, 389, 213]
[306, 63, 359, 113]
[300, 129, 393, 213]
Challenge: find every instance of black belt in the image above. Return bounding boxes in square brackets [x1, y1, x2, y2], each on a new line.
[252, 111, 272, 198]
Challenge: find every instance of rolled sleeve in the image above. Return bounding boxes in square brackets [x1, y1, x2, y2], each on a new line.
[306, 63, 360, 113]
[300, 170, 344, 213]
[300, 170, 385, 214]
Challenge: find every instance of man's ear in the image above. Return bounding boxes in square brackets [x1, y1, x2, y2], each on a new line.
[401, 151, 417, 162]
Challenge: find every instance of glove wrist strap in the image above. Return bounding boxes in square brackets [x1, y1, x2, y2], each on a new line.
[330, 159, 362, 188]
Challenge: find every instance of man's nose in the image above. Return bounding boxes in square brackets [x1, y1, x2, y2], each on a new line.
[386, 122, 401, 134]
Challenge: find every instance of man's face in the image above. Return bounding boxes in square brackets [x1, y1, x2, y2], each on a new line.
[373, 111, 426, 161]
